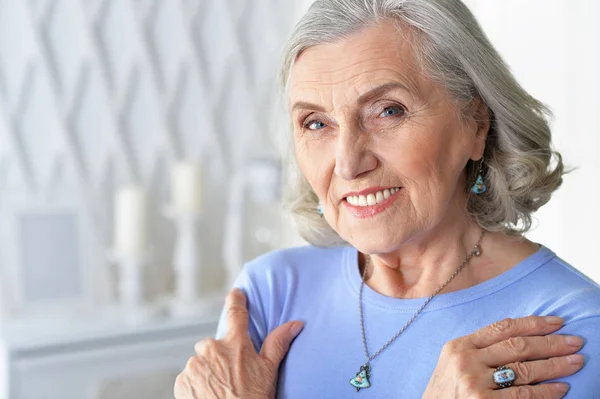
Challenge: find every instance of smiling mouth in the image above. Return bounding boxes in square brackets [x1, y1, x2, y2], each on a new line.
[345, 187, 401, 207]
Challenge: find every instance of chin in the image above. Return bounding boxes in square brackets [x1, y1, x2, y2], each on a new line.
[341, 231, 405, 255]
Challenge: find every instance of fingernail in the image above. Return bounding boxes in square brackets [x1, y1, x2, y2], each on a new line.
[545, 316, 564, 325]
[565, 335, 583, 347]
[567, 354, 584, 366]
[556, 383, 570, 393]
[290, 322, 304, 338]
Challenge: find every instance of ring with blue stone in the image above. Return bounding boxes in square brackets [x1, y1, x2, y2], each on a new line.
[493, 365, 516, 388]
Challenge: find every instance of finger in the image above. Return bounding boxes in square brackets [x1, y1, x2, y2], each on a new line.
[174, 372, 197, 399]
[480, 334, 583, 366]
[259, 321, 304, 366]
[194, 338, 219, 358]
[468, 316, 564, 349]
[225, 288, 250, 339]
[490, 382, 570, 399]
[174, 373, 190, 399]
[486, 355, 584, 389]
[195, 354, 227, 397]
[194, 339, 230, 383]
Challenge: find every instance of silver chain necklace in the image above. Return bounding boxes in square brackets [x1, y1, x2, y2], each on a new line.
[349, 229, 486, 392]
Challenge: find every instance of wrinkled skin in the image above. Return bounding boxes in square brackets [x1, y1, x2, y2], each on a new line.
[422, 316, 581, 398]
[174, 289, 303, 399]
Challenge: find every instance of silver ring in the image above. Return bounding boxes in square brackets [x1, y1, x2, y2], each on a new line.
[493, 365, 516, 388]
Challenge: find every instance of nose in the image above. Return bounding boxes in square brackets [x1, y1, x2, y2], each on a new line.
[334, 129, 377, 180]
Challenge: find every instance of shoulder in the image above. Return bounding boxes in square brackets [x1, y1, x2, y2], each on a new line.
[528, 247, 600, 324]
[215, 245, 352, 347]
[242, 244, 351, 284]
[239, 244, 352, 308]
[245, 244, 350, 269]
[551, 315, 600, 397]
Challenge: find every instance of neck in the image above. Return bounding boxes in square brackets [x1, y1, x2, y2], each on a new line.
[359, 219, 489, 299]
[359, 218, 540, 299]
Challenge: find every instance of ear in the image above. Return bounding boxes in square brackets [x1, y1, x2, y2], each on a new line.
[469, 96, 491, 161]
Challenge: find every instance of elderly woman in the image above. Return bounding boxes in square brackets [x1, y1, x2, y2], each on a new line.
[175, 0, 600, 398]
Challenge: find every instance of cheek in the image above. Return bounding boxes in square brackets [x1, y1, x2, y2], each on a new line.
[376, 130, 461, 203]
[378, 134, 446, 179]
[294, 138, 334, 195]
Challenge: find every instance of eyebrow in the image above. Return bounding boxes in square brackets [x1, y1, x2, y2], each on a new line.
[290, 82, 412, 113]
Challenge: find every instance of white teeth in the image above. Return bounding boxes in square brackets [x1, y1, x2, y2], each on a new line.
[346, 187, 400, 207]
[358, 195, 367, 206]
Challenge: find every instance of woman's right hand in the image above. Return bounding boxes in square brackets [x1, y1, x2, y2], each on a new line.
[422, 316, 584, 398]
[174, 288, 303, 399]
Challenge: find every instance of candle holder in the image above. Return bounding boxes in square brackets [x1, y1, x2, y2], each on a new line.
[107, 250, 162, 323]
[223, 158, 281, 289]
[164, 206, 221, 318]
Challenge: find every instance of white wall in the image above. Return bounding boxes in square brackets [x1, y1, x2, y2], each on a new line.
[0, 1, 303, 397]
[464, 0, 600, 282]
[0, 0, 301, 319]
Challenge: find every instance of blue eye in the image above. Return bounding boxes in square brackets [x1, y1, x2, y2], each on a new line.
[305, 120, 327, 130]
[380, 106, 403, 117]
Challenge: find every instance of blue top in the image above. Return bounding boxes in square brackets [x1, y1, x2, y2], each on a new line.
[215, 244, 600, 398]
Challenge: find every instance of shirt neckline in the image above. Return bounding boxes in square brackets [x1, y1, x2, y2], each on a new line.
[342, 243, 556, 312]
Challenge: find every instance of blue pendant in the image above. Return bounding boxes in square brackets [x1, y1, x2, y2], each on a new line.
[349, 364, 371, 392]
[471, 175, 487, 194]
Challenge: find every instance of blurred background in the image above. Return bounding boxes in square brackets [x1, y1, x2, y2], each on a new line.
[0, 0, 598, 398]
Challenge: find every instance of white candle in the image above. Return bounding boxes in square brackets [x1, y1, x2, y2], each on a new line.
[171, 161, 203, 212]
[114, 185, 147, 257]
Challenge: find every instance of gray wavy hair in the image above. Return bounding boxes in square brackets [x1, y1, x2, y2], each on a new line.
[278, 0, 566, 247]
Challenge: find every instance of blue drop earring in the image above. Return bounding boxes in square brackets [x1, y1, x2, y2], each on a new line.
[317, 203, 324, 217]
[471, 157, 487, 194]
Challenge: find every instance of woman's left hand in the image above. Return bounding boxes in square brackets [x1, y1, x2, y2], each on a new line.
[174, 288, 304, 399]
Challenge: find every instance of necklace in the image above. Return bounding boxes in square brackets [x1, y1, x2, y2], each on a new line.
[349, 229, 486, 392]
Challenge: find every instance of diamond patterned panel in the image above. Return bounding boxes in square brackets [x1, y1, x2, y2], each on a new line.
[213, 70, 262, 168]
[72, 68, 114, 183]
[0, 0, 302, 317]
[195, 0, 241, 92]
[147, 0, 188, 93]
[96, 0, 139, 93]
[43, 0, 87, 99]
[124, 68, 166, 182]
[17, 66, 65, 191]
[0, 1, 38, 106]
[174, 68, 216, 164]
[0, 93, 11, 163]
[235, 1, 283, 89]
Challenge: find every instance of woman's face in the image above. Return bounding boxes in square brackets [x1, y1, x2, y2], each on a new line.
[288, 21, 488, 253]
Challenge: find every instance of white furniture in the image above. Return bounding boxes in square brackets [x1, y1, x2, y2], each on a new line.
[0, 305, 222, 399]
